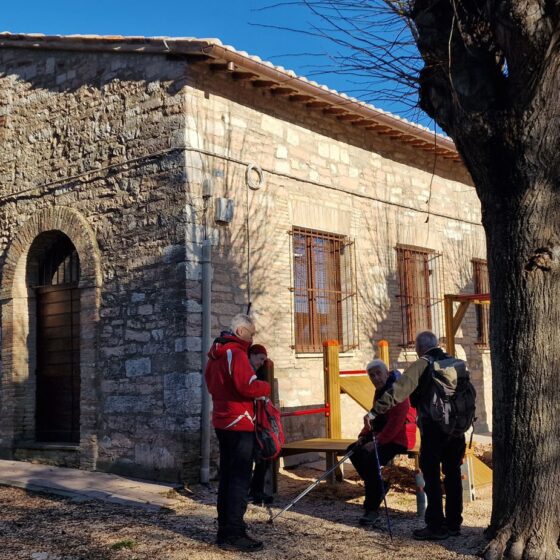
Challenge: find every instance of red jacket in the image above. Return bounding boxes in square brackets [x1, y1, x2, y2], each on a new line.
[204, 334, 270, 431]
[360, 398, 416, 449]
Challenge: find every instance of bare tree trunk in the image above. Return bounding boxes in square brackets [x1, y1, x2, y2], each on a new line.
[410, 0, 560, 553]
[482, 184, 560, 560]
[294, 2, 560, 556]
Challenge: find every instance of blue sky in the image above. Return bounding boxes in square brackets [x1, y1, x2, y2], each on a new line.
[2, 0, 433, 127]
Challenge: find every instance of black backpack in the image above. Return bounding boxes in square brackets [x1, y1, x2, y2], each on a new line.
[422, 355, 477, 437]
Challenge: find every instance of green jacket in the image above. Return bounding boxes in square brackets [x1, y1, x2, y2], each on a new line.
[372, 357, 429, 415]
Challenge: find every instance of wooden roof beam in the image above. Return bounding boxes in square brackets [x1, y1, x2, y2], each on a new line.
[252, 79, 279, 88]
[351, 119, 376, 127]
[289, 94, 315, 102]
[209, 62, 230, 72]
[378, 130, 404, 138]
[337, 114, 363, 122]
[231, 71, 259, 81]
[306, 100, 330, 109]
[365, 124, 390, 132]
[323, 107, 347, 115]
[271, 86, 298, 96]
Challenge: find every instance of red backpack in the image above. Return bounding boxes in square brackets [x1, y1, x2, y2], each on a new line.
[254, 398, 285, 461]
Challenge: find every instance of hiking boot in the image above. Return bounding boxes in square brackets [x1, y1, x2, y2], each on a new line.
[218, 534, 264, 552]
[412, 526, 449, 540]
[359, 510, 380, 526]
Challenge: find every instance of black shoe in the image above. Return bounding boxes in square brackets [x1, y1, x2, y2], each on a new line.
[445, 526, 461, 536]
[218, 534, 264, 552]
[359, 510, 380, 526]
[412, 526, 449, 541]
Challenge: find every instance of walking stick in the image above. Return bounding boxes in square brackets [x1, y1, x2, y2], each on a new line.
[371, 433, 394, 542]
[267, 449, 355, 524]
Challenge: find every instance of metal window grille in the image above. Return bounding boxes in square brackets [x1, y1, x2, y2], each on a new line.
[396, 245, 443, 346]
[472, 259, 490, 346]
[292, 227, 357, 353]
[38, 236, 80, 287]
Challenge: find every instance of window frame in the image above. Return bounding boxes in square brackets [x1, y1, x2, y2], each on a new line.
[291, 227, 357, 353]
[472, 258, 490, 347]
[395, 244, 443, 347]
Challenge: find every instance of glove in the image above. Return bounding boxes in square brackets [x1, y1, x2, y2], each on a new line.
[365, 411, 377, 430]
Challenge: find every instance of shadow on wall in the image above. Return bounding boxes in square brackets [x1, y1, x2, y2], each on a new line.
[184, 103, 298, 478]
[356, 208, 492, 434]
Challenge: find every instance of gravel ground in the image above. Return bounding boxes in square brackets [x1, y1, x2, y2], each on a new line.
[0, 456, 491, 560]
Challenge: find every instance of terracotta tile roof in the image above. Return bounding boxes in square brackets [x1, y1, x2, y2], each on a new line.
[0, 32, 460, 161]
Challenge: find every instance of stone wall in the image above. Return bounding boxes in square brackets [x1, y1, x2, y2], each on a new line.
[0, 47, 200, 481]
[0, 44, 492, 484]
[182, 62, 492, 445]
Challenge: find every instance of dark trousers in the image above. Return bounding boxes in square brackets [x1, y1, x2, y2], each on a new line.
[249, 459, 271, 497]
[419, 420, 466, 530]
[216, 429, 255, 537]
[349, 441, 406, 511]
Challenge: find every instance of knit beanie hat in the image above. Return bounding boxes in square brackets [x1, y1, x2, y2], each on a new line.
[248, 344, 267, 357]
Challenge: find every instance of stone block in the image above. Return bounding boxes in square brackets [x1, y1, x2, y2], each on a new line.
[164, 372, 201, 415]
[125, 358, 151, 377]
[137, 304, 153, 316]
[174, 336, 201, 352]
[104, 396, 153, 414]
[125, 329, 151, 343]
[186, 299, 202, 313]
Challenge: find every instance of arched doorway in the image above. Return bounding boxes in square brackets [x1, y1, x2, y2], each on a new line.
[33, 233, 81, 443]
[1, 206, 101, 467]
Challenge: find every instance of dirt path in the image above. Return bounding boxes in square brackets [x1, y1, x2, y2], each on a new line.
[0, 461, 491, 560]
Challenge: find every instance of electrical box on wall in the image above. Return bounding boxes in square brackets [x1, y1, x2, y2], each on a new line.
[215, 198, 235, 224]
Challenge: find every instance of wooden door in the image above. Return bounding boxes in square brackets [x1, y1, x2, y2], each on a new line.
[35, 285, 80, 443]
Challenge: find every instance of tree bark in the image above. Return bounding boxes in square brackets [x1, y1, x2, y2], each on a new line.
[409, 0, 560, 555]
[482, 184, 560, 560]
[301, 2, 560, 555]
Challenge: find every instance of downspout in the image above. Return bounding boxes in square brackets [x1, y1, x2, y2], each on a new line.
[200, 239, 212, 484]
[200, 177, 213, 484]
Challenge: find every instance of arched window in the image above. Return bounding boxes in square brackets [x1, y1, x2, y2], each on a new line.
[34, 233, 81, 443]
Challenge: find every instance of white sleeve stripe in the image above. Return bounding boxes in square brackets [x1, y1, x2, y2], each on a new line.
[226, 349, 233, 376]
[248, 375, 257, 385]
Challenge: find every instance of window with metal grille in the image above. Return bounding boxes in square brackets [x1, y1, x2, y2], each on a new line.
[38, 235, 80, 287]
[292, 228, 357, 353]
[472, 259, 490, 346]
[396, 245, 443, 347]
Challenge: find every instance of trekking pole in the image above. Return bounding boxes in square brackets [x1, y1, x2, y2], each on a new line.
[267, 449, 354, 524]
[371, 434, 394, 542]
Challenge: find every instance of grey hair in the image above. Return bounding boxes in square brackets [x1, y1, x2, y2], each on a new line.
[230, 313, 254, 334]
[416, 331, 439, 354]
[366, 359, 388, 374]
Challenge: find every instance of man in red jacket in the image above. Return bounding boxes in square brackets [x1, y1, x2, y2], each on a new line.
[349, 359, 416, 526]
[205, 314, 270, 552]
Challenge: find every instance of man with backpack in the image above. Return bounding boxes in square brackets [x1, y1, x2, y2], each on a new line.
[205, 314, 270, 552]
[366, 331, 476, 540]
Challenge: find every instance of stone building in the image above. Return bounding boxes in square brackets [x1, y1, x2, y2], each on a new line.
[0, 33, 491, 483]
